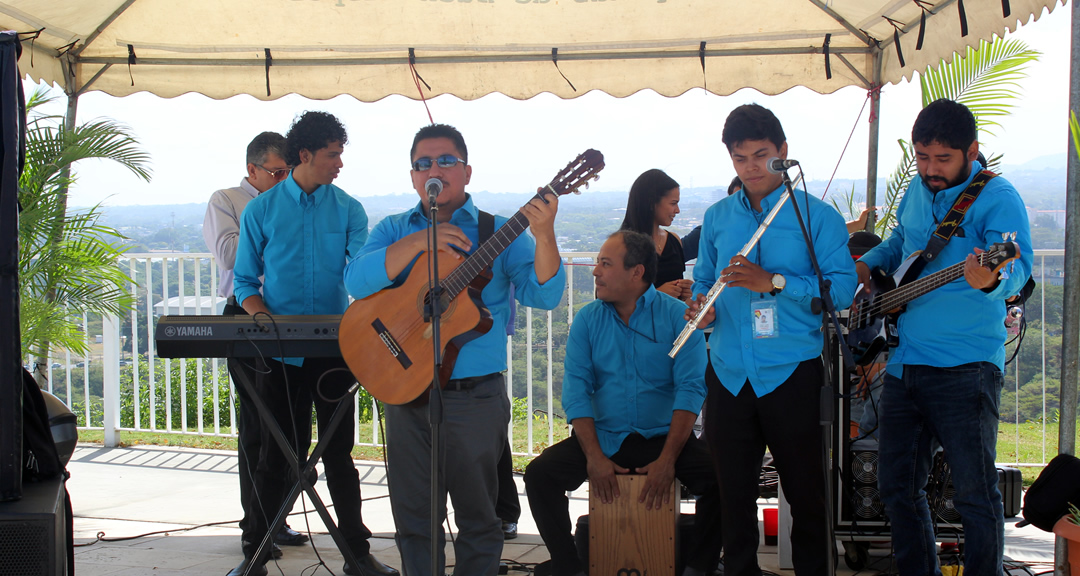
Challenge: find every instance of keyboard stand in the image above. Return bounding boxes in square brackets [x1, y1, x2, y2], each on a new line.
[231, 361, 362, 575]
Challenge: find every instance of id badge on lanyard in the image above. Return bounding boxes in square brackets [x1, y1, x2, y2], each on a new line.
[752, 299, 778, 339]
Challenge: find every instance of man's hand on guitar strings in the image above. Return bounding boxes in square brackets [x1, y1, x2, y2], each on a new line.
[411, 224, 472, 260]
[520, 191, 559, 240]
[964, 247, 998, 291]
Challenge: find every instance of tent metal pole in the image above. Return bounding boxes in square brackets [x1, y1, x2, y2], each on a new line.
[1055, 2, 1080, 574]
[1060, 0, 1079, 462]
[865, 51, 882, 226]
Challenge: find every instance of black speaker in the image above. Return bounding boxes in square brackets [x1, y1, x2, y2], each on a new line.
[0, 477, 68, 576]
[842, 449, 886, 523]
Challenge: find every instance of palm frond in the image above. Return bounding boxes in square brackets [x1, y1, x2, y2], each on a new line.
[19, 87, 151, 358]
[920, 38, 1040, 136]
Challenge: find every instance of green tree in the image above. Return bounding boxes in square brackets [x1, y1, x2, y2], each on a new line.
[19, 87, 152, 383]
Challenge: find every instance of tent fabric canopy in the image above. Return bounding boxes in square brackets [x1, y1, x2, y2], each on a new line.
[3, 0, 1065, 102]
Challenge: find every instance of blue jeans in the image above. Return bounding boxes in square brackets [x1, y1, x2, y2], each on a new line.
[878, 363, 1004, 576]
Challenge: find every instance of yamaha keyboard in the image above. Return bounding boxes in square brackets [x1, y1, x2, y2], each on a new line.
[155, 314, 342, 358]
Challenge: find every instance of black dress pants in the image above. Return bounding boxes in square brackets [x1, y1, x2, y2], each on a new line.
[525, 431, 723, 576]
[496, 440, 521, 523]
[248, 357, 372, 558]
[222, 301, 274, 538]
[705, 359, 829, 576]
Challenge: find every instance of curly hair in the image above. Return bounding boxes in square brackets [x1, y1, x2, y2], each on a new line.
[285, 111, 348, 166]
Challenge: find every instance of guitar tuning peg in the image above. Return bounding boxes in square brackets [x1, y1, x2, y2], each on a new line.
[1010, 232, 1016, 241]
[584, 181, 590, 189]
[593, 174, 600, 181]
[1001, 232, 1008, 241]
[573, 189, 581, 195]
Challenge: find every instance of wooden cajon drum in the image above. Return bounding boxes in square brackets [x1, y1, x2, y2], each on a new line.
[589, 474, 678, 576]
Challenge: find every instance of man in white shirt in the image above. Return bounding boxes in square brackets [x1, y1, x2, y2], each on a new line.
[202, 132, 309, 576]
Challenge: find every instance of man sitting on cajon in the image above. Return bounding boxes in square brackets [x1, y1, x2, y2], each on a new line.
[524, 230, 723, 576]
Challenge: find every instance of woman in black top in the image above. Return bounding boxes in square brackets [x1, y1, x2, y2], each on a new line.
[621, 169, 691, 300]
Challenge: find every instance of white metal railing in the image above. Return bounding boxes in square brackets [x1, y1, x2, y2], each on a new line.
[33, 249, 1069, 466]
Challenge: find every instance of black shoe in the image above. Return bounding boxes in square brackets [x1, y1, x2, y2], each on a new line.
[226, 552, 268, 576]
[240, 541, 280, 560]
[275, 525, 309, 546]
[502, 521, 518, 540]
[343, 554, 400, 576]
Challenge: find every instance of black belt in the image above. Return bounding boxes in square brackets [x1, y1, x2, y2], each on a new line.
[444, 373, 499, 392]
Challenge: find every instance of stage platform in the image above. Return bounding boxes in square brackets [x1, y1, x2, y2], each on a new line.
[64, 444, 1057, 575]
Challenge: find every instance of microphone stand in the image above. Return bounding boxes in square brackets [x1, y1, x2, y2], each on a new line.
[777, 167, 856, 576]
[424, 181, 445, 576]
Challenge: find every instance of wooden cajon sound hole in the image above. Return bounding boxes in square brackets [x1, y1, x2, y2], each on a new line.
[589, 474, 678, 575]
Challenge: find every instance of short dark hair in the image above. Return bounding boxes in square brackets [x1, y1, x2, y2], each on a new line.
[727, 176, 742, 196]
[610, 229, 657, 286]
[621, 169, 679, 235]
[911, 98, 977, 151]
[246, 132, 286, 167]
[410, 123, 468, 164]
[284, 111, 348, 166]
[721, 104, 786, 152]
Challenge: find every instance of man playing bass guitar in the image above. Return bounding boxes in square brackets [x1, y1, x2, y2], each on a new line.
[854, 99, 1032, 576]
[343, 124, 565, 576]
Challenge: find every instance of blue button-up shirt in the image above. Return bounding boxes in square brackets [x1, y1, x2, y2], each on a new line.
[344, 195, 565, 379]
[234, 175, 369, 364]
[692, 184, 856, 398]
[562, 286, 707, 458]
[857, 162, 1032, 376]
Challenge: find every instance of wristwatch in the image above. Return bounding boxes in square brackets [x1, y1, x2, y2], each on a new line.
[770, 273, 786, 296]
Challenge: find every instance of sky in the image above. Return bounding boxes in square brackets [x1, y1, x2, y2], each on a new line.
[24, 6, 1073, 208]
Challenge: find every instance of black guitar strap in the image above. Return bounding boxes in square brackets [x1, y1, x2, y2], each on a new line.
[906, 169, 996, 281]
[478, 209, 494, 246]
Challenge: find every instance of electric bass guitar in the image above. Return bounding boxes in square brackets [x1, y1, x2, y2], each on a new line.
[846, 239, 1020, 366]
[339, 150, 605, 404]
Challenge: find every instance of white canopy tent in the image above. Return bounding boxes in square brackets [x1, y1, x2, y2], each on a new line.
[5, 0, 1065, 101]
[4, 1, 1080, 568]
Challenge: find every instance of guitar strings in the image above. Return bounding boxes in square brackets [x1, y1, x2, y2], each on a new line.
[854, 249, 1002, 327]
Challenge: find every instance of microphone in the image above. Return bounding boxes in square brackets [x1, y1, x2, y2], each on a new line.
[766, 157, 800, 174]
[425, 178, 443, 209]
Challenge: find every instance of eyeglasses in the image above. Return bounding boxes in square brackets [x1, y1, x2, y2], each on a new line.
[411, 154, 466, 172]
[256, 165, 290, 181]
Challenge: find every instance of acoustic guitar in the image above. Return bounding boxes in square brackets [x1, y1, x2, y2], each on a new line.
[847, 239, 1020, 366]
[339, 149, 605, 404]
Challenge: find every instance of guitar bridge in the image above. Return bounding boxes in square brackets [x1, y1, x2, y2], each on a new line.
[371, 318, 413, 370]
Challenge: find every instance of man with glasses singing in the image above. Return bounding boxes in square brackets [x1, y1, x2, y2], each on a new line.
[524, 230, 722, 576]
[202, 131, 309, 570]
[234, 113, 397, 576]
[344, 123, 565, 576]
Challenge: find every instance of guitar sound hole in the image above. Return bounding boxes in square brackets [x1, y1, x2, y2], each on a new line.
[418, 289, 456, 320]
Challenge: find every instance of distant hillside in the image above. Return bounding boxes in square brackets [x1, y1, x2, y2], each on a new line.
[80, 152, 1067, 253]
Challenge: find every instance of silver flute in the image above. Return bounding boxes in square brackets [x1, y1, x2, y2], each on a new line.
[669, 184, 798, 358]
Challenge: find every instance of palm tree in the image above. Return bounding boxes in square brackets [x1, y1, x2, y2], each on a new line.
[859, 38, 1040, 234]
[19, 87, 151, 382]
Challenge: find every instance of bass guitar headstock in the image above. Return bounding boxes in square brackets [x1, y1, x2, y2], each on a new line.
[544, 149, 605, 197]
[983, 235, 1020, 275]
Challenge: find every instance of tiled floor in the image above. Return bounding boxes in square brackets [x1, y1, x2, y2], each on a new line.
[63, 445, 1057, 575]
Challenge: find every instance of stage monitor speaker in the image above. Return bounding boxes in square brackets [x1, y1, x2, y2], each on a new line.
[0, 476, 68, 576]
[840, 449, 1023, 530]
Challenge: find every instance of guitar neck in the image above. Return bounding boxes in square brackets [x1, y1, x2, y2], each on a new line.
[874, 251, 994, 314]
[441, 192, 547, 299]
